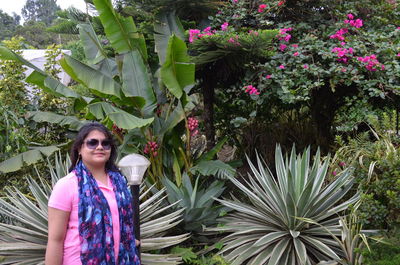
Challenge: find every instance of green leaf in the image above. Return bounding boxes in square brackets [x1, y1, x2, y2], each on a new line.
[121, 51, 156, 115]
[172, 150, 182, 186]
[0, 46, 44, 73]
[0, 146, 59, 173]
[28, 111, 84, 130]
[59, 55, 122, 98]
[154, 11, 185, 64]
[160, 35, 195, 99]
[196, 137, 228, 162]
[93, 0, 147, 58]
[190, 160, 235, 179]
[78, 23, 107, 64]
[87, 102, 153, 129]
[0, 45, 80, 99]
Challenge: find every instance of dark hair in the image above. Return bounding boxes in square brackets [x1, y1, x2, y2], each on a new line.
[69, 122, 118, 172]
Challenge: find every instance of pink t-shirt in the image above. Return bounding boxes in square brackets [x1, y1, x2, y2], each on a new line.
[48, 172, 120, 265]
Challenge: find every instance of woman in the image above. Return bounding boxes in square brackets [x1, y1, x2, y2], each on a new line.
[46, 122, 140, 265]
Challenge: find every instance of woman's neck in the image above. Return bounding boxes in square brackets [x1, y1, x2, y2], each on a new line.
[85, 164, 108, 186]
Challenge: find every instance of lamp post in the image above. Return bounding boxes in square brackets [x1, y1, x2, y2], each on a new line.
[117, 154, 150, 261]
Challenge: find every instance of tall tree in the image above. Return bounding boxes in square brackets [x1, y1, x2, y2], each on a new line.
[21, 0, 61, 26]
[0, 10, 20, 41]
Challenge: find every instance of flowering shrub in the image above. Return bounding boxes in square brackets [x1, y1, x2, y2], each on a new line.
[193, 0, 399, 154]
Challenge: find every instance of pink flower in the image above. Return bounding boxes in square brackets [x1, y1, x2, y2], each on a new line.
[258, 4, 267, 13]
[203, 27, 211, 32]
[221, 22, 229, 31]
[284, 34, 292, 42]
[188, 117, 199, 136]
[249, 30, 259, 36]
[340, 42, 346, 46]
[397, 27, 400, 29]
[279, 64, 285, 69]
[233, 0, 238, 2]
[341, 68, 347, 72]
[279, 44, 287, 51]
[228, 38, 236, 43]
[291, 44, 298, 48]
[357, 54, 384, 71]
[339, 161, 346, 167]
[397, 53, 400, 57]
[350, 19, 363, 28]
[278, 1, 285, 6]
[347, 13, 354, 20]
[330, 28, 348, 41]
[189, 29, 201, 43]
[303, 64, 309, 69]
[244, 85, 260, 95]
[266, 75, 272, 79]
[293, 52, 299, 56]
[332, 171, 337, 176]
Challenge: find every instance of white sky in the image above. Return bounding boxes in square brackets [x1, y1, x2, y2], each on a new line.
[1, 0, 87, 17]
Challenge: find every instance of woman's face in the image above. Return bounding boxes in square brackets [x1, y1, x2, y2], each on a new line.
[79, 130, 111, 169]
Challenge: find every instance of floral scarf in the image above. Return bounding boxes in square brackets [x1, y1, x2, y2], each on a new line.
[75, 161, 140, 265]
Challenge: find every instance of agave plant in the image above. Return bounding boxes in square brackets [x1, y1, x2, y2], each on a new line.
[0, 153, 188, 264]
[162, 173, 226, 235]
[209, 145, 359, 265]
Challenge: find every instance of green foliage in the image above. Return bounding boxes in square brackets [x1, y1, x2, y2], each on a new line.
[13, 21, 60, 48]
[162, 173, 226, 234]
[361, 230, 400, 265]
[210, 145, 359, 265]
[194, 0, 400, 154]
[21, 0, 61, 26]
[170, 246, 230, 265]
[333, 127, 400, 230]
[0, 37, 30, 162]
[0, 10, 20, 41]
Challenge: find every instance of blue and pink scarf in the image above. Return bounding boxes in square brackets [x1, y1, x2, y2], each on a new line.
[75, 161, 140, 265]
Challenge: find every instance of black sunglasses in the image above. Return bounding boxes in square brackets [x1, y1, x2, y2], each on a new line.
[84, 139, 112, 150]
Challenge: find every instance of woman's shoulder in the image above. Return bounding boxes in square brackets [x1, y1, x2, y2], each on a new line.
[54, 171, 78, 187]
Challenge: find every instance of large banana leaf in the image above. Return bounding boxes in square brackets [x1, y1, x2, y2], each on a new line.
[29, 111, 85, 130]
[78, 23, 108, 64]
[87, 102, 154, 129]
[209, 145, 359, 265]
[0, 146, 59, 174]
[160, 35, 195, 99]
[154, 11, 185, 64]
[93, 0, 147, 59]
[59, 55, 122, 98]
[0, 154, 188, 264]
[0, 46, 80, 99]
[121, 51, 156, 115]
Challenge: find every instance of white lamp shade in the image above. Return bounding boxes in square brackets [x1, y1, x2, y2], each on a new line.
[117, 154, 151, 185]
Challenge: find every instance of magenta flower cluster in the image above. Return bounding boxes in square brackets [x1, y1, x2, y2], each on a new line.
[188, 23, 229, 43]
[278, 27, 292, 42]
[344, 14, 363, 28]
[244, 85, 260, 95]
[331, 47, 354, 63]
[330, 28, 348, 41]
[258, 4, 267, 13]
[188, 117, 199, 136]
[144, 141, 158, 157]
[357, 55, 385, 71]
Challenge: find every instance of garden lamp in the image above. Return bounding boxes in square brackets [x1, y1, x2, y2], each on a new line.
[117, 153, 151, 261]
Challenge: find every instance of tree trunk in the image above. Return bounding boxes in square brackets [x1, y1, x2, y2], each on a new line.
[202, 81, 216, 151]
[310, 85, 337, 152]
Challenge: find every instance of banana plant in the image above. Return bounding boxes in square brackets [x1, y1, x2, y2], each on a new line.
[0, 153, 188, 264]
[0, 0, 234, 187]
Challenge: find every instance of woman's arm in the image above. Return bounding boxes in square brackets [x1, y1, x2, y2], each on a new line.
[45, 207, 70, 265]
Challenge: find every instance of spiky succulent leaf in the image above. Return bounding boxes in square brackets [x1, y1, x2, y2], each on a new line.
[209, 145, 359, 265]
